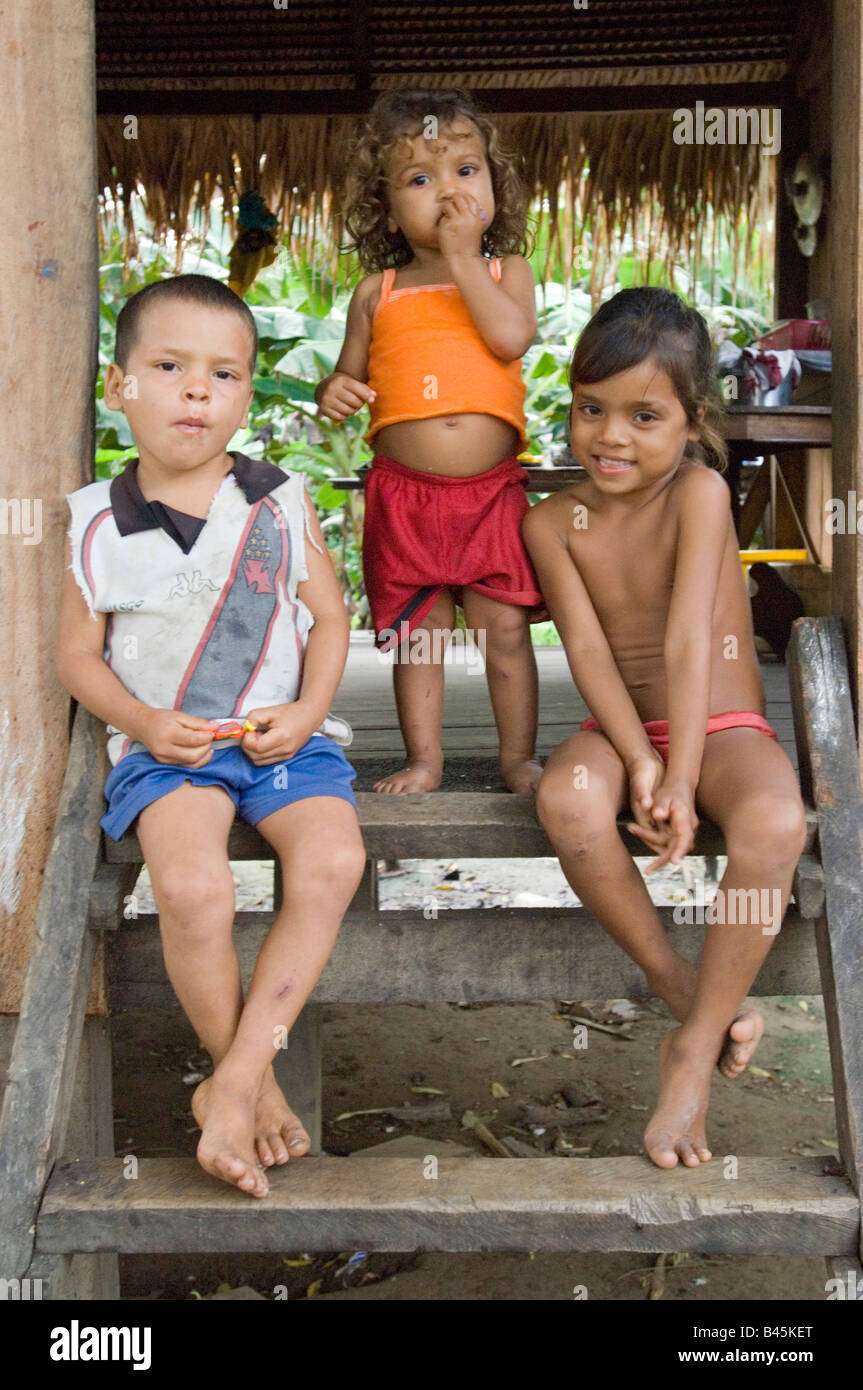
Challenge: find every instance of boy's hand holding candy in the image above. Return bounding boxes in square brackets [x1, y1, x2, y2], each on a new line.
[241, 702, 322, 764]
[135, 708, 218, 768]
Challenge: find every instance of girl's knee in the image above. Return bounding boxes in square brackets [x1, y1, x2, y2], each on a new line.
[536, 766, 618, 847]
[483, 608, 530, 657]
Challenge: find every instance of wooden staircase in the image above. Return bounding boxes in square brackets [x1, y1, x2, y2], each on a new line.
[2, 617, 862, 1298]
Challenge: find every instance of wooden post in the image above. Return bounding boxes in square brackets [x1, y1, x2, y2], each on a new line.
[831, 0, 863, 776]
[774, 96, 810, 321]
[0, 1, 100, 1011]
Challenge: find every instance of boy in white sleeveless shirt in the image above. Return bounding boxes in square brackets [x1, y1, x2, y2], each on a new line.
[58, 276, 365, 1198]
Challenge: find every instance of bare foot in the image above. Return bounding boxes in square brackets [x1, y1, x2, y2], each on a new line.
[643, 1027, 715, 1169]
[191, 1077, 268, 1198]
[645, 960, 764, 1081]
[500, 756, 543, 795]
[717, 1008, 764, 1079]
[373, 758, 443, 793]
[254, 1068, 311, 1167]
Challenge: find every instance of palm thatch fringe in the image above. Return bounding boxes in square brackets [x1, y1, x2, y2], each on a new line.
[99, 108, 775, 292]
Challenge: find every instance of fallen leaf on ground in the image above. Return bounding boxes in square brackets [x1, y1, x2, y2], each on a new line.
[461, 1108, 497, 1130]
[490, 1081, 509, 1098]
[510, 1054, 549, 1067]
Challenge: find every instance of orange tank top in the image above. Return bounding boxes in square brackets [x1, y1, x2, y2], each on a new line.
[365, 257, 528, 449]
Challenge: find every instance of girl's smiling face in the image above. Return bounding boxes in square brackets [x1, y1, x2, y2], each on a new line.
[569, 357, 702, 495]
[383, 119, 495, 251]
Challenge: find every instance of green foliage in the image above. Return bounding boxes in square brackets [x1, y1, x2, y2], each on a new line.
[96, 200, 771, 635]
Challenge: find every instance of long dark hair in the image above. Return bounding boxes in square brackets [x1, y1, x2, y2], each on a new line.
[569, 287, 726, 470]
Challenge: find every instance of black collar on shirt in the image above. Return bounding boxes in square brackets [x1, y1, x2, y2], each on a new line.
[109, 452, 288, 554]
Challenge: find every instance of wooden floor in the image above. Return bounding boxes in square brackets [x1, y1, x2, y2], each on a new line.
[335, 634, 797, 790]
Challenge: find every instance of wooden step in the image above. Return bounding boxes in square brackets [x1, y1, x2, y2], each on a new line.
[103, 793, 819, 864]
[106, 906, 819, 1007]
[37, 1155, 858, 1256]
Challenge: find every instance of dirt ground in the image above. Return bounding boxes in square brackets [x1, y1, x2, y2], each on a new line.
[114, 856, 837, 1303]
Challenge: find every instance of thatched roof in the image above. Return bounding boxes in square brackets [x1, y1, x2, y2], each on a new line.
[95, 0, 808, 284]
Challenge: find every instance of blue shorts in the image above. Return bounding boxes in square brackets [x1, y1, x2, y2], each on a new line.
[101, 734, 358, 842]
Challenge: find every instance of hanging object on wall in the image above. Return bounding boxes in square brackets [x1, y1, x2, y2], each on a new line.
[788, 153, 826, 258]
[228, 191, 279, 297]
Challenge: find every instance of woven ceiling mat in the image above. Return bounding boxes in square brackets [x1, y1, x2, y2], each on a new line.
[98, 107, 775, 289]
[94, 0, 797, 82]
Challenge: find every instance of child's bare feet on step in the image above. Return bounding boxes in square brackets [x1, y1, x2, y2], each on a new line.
[717, 1009, 764, 1078]
[644, 1027, 715, 1169]
[500, 756, 543, 794]
[646, 958, 764, 1079]
[255, 1067, 310, 1167]
[191, 1077, 268, 1198]
[373, 757, 443, 793]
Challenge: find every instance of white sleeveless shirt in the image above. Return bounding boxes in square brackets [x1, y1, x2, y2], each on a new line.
[66, 454, 352, 766]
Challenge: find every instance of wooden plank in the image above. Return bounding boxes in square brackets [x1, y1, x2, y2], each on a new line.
[0, 0, 99, 1012]
[824, 1254, 863, 1297]
[36, 1154, 857, 1256]
[788, 617, 863, 1258]
[103, 795, 817, 864]
[793, 854, 826, 920]
[88, 860, 140, 932]
[722, 406, 832, 447]
[831, 0, 863, 764]
[737, 459, 772, 548]
[0, 707, 106, 1277]
[106, 906, 819, 1007]
[23, 1017, 119, 1299]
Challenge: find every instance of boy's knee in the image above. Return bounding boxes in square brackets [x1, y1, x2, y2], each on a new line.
[155, 864, 235, 923]
[284, 838, 366, 900]
[330, 840, 368, 892]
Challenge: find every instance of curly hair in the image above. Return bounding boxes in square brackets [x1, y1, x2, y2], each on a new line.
[343, 88, 532, 273]
[569, 287, 728, 472]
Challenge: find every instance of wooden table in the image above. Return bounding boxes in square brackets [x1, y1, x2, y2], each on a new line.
[723, 405, 832, 542]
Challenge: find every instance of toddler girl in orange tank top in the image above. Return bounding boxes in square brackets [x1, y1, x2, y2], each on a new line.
[316, 88, 545, 796]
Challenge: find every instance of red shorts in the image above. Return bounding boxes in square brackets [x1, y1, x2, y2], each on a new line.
[363, 453, 545, 650]
[579, 711, 779, 764]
